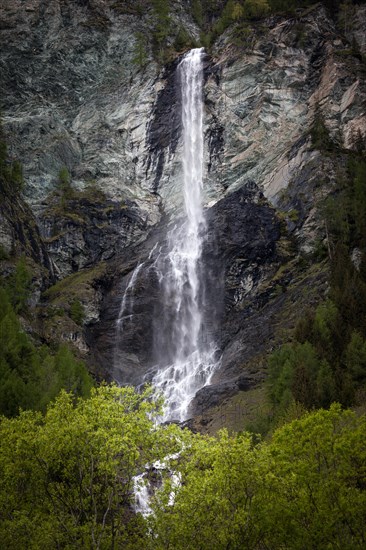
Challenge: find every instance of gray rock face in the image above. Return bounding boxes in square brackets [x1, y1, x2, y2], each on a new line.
[0, 0, 161, 221]
[38, 194, 150, 277]
[0, 190, 54, 283]
[206, 6, 365, 208]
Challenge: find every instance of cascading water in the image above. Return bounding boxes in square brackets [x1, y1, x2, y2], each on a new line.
[150, 48, 217, 422]
[114, 48, 217, 424]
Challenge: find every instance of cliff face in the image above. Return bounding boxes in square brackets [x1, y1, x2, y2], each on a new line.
[1, 0, 365, 428]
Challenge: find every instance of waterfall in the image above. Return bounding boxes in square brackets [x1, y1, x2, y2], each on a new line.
[151, 48, 217, 422]
[114, 48, 217, 424]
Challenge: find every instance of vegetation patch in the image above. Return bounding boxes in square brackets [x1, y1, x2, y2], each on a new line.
[43, 262, 107, 301]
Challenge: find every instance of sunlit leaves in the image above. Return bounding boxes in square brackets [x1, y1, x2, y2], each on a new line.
[0, 385, 183, 549]
[151, 405, 366, 550]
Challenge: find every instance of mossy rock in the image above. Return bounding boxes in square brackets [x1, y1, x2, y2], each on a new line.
[42, 263, 106, 326]
[39, 311, 88, 356]
[44, 262, 106, 300]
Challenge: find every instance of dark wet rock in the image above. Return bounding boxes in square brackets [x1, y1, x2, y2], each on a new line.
[38, 194, 148, 277]
[146, 58, 182, 193]
[0, 187, 55, 288]
[193, 372, 260, 414]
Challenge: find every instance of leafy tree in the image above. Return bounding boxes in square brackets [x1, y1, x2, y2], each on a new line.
[214, 0, 238, 35]
[0, 302, 39, 416]
[152, 0, 171, 55]
[151, 405, 366, 550]
[54, 344, 92, 397]
[311, 106, 334, 152]
[345, 331, 366, 383]
[151, 429, 265, 549]
[174, 26, 195, 51]
[267, 0, 296, 14]
[58, 166, 70, 189]
[262, 405, 366, 549]
[0, 385, 183, 549]
[192, 0, 204, 26]
[57, 166, 73, 205]
[351, 157, 366, 245]
[243, 0, 270, 19]
[231, 1, 245, 19]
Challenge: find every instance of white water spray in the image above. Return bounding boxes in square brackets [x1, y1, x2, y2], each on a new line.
[151, 48, 217, 422]
[115, 263, 144, 331]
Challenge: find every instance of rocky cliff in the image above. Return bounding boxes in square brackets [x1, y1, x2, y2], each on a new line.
[1, 0, 365, 430]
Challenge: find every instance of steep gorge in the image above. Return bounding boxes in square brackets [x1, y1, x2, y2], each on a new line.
[1, 0, 366, 430]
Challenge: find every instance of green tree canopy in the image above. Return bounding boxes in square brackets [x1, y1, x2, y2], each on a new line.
[151, 405, 366, 549]
[0, 385, 184, 549]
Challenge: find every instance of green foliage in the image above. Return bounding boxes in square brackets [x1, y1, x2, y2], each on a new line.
[0, 284, 93, 417]
[0, 119, 25, 195]
[152, 0, 172, 56]
[268, 341, 336, 412]
[192, 0, 204, 26]
[288, 207, 299, 221]
[310, 106, 335, 152]
[52, 344, 92, 398]
[230, 21, 251, 47]
[232, 1, 245, 19]
[70, 299, 85, 325]
[213, 0, 238, 36]
[349, 156, 366, 245]
[58, 166, 70, 188]
[57, 166, 73, 205]
[199, 29, 213, 48]
[6, 256, 32, 313]
[268, 150, 366, 417]
[267, 0, 296, 14]
[345, 331, 366, 383]
[242, 0, 270, 19]
[1, 388, 365, 549]
[133, 31, 149, 68]
[152, 429, 265, 549]
[0, 385, 183, 549]
[174, 26, 196, 51]
[151, 405, 366, 550]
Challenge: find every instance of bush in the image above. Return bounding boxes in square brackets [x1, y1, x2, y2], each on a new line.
[310, 106, 334, 152]
[70, 299, 85, 325]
